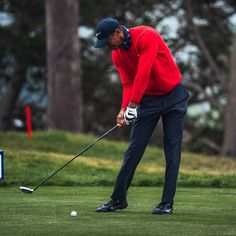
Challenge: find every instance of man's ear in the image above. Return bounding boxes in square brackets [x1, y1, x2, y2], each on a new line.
[116, 28, 124, 38]
[115, 28, 122, 34]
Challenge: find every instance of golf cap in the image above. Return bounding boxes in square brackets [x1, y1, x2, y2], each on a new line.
[94, 18, 121, 48]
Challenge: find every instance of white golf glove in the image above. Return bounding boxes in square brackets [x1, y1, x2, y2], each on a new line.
[124, 107, 137, 125]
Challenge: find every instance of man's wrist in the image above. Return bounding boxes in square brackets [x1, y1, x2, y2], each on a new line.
[128, 101, 138, 108]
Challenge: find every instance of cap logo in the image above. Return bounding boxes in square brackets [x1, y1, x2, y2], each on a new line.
[96, 32, 101, 37]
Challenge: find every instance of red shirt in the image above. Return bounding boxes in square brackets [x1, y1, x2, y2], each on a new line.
[112, 26, 182, 109]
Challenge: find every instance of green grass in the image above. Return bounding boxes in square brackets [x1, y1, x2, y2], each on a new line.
[0, 131, 236, 188]
[0, 186, 236, 236]
[0, 131, 236, 235]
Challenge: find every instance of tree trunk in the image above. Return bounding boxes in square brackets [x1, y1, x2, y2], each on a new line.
[46, 0, 83, 132]
[222, 35, 236, 158]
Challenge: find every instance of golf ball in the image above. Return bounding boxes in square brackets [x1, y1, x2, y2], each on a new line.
[71, 211, 77, 217]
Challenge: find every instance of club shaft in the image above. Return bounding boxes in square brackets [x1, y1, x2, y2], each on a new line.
[34, 125, 118, 191]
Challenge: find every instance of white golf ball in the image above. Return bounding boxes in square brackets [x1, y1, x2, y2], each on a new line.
[71, 211, 77, 217]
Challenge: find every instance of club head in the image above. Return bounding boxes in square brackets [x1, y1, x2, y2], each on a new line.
[20, 186, 34, 194]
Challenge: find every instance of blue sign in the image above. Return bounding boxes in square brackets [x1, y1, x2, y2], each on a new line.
[0, 150, 4, 179]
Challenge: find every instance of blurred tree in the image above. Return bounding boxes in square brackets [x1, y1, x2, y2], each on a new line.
[1, 0, 236, 157]
[180, 0, 236, 157]
[222, 34, 236, 157]
[46, 0, 83, 132]
[0, 0, 46, 131]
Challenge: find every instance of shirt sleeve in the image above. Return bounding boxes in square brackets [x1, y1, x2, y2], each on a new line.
[112, 53, 133, 109]
[130, 30, 159, 104]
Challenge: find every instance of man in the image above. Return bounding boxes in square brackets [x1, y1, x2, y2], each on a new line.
[94, 18, 189, 214]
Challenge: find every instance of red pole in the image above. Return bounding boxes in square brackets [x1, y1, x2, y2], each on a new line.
[25, 106, 32, 139]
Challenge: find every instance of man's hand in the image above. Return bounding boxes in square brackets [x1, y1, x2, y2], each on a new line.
[124, 107, 137, 125]
[116, 109, 127, 127]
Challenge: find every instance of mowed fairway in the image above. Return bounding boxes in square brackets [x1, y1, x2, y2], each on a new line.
[1, 131, 236, 235]
[0, 186, 236, 236]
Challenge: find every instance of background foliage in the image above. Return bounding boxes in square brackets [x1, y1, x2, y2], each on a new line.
[0, 0, 236, 156]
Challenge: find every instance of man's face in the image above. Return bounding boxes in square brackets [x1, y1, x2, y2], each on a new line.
[107, 29, 124, 50]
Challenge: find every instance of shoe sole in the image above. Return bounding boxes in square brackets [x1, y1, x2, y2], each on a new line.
[96, 203, 128, 212]
[152, 210, 173, 215]
[110, 204, 128, 212]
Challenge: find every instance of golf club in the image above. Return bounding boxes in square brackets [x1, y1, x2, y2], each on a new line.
[20, 125, 119, 194]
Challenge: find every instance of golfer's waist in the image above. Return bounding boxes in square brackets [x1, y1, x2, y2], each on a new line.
[143, 83, 181, 97]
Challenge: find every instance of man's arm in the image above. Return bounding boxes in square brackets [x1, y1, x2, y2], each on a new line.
[130, 30, 159, 105]
[122, 30, 159, 124]
[112, 53, 133, 109]
[112, 53, 133, 126]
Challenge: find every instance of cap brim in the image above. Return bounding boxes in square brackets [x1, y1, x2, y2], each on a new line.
[94, 38, 108, 48]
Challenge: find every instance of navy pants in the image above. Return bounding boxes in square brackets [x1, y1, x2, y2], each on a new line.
[111, 84, 189, 203]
